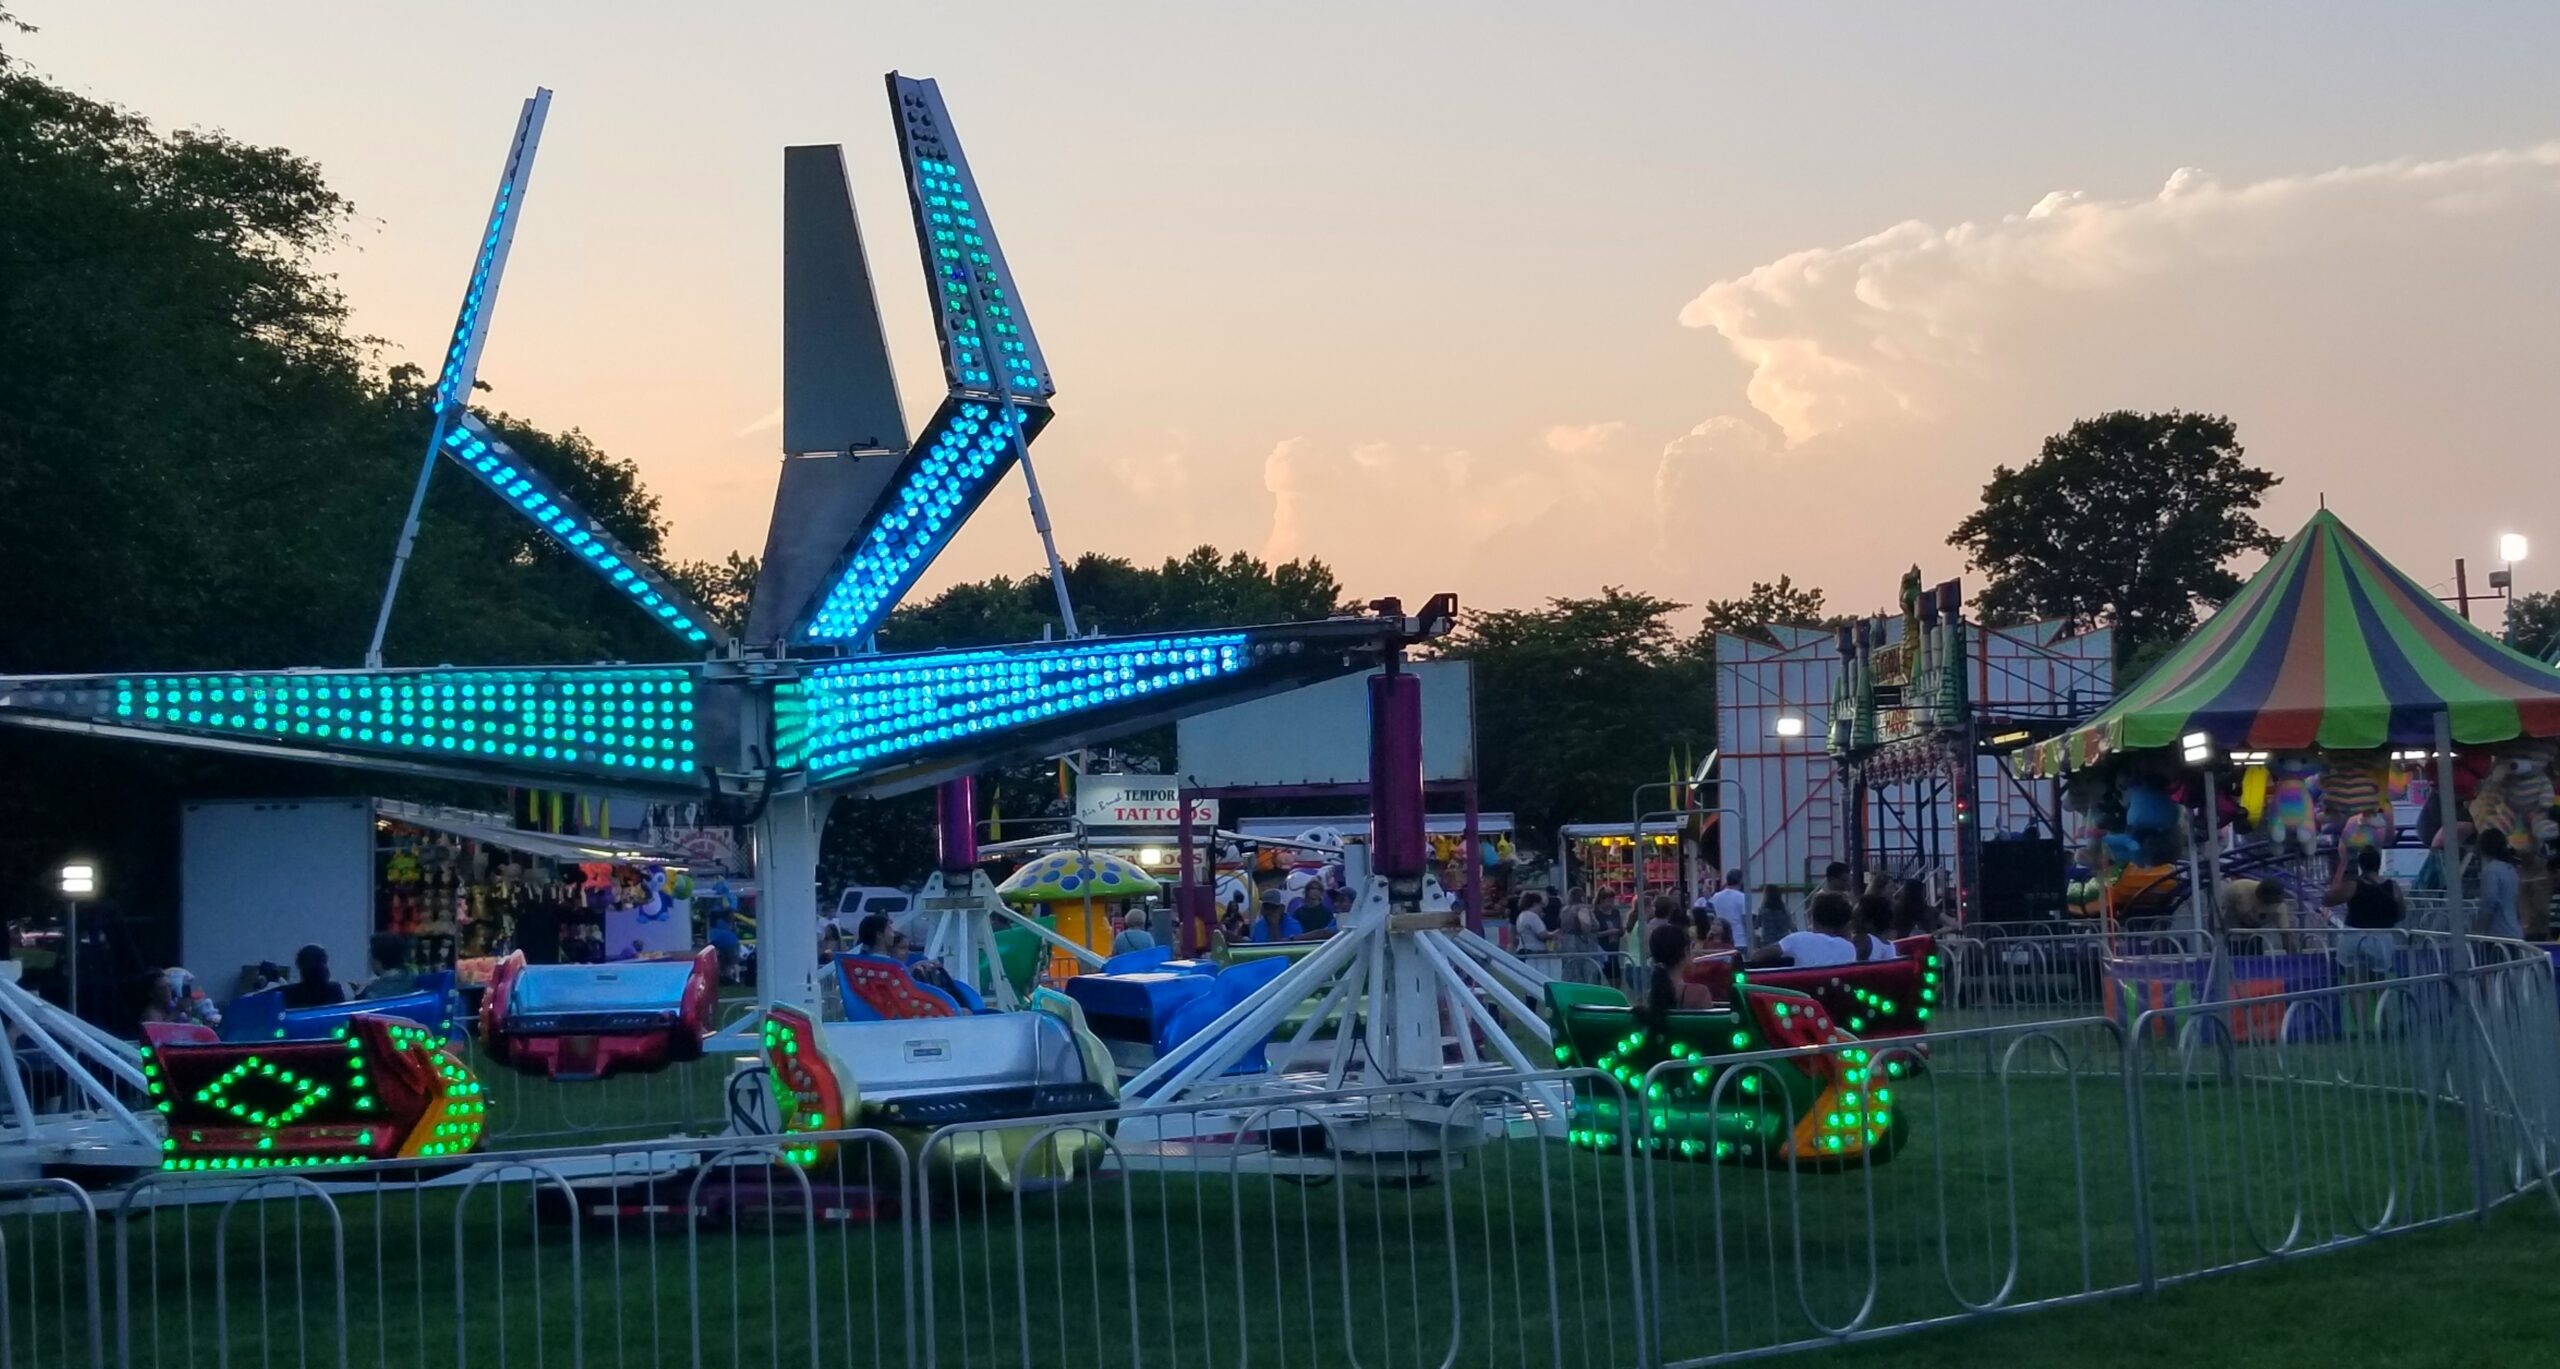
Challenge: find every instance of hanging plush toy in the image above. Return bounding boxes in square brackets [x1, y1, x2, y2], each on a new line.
[2065, 864, 2105, 917]
[2323, 752, 2389, 822]
[2239, 765, 2271, 829]
[577, 862, 617, 896]
[2122, 781, 2180, 837]
[2266, 757, 2322, 852]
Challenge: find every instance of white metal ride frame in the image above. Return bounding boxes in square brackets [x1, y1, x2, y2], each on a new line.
[914, 868, 1104, 1012]
[1117, 871, 1563, 1125]
[0, 968, 158, 1177]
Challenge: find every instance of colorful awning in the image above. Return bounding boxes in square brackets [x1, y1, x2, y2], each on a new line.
[2025, 510, 2560, 775]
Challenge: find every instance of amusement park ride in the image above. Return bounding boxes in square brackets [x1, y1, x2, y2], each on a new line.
[0, 74, 1572, 1178]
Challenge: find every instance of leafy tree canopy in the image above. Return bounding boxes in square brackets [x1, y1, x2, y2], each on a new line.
[1948, 411, 2280, 662]
[1428, 589, 1714, 850]
[0, 32, 698, 928]
[1691, 575, 1836, 652]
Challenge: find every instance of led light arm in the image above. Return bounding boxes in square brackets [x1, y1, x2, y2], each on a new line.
[789, 76, 1059, 645]
[0, 663, 708, 789]
[368, 90, 551, 668]
[891, 73, 1051, 401]
[443, 416, 729, 649]
[792, 397, 1043, 643]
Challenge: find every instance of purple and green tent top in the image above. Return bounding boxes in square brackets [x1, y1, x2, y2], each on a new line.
[2025, 511, 2560, 776]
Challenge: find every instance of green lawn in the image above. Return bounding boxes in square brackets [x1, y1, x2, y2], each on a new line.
[67, 1028, 2544, 1369]
[1820, 1201, 2556, 1369]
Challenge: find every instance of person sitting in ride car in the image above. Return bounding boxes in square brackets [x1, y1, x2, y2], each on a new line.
[1747, 892, 1873, 969]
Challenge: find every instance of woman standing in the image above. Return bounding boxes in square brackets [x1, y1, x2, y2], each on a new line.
[1754, 885, 1794, 948]
[2477, 829, 2523, 941]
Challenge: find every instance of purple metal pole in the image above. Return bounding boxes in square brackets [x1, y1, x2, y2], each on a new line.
[934, 776, 978, 875]
[1370, 667, 1427, 882]
[1175, 787, 1201, 956]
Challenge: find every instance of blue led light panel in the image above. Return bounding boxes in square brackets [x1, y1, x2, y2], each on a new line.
[442, 415, 725, 648]
[433, 90, 549, 419]
[889, 74, 1052, 402]
[781, 632, 1255, 779]
[793, 396, 1041, 644]
[0, 665, 705, 785]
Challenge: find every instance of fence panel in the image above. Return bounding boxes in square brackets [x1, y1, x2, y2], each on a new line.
[912, 1075, 1646, 1369]
[103, 1129, 915, 1369]
[9, 930, 2553, 1369]
[1638, 1017, 2137, 1366]
[0, 1179, 102, 1369]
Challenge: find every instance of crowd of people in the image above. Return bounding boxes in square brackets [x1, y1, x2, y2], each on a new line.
[1511, 861, 1944, 971]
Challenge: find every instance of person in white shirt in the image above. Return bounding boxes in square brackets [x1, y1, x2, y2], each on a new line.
[1749, 891, 1867, 969]
[1709, 869, 1750, 949]
[1513, 891, 1555, 954]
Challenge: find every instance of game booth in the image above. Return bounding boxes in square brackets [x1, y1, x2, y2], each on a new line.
[2024, 511, 2560, 1031]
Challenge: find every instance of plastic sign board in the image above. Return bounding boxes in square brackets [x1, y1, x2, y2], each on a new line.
[1077, 775, 1218, 829]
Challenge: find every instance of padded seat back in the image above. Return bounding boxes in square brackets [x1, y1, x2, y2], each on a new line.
[836, 953, 961, 1021]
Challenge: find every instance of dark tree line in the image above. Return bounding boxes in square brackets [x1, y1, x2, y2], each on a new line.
[0, 31, 702, 937]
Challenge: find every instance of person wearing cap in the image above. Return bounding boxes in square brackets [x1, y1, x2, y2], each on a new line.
[1249, 887, 1303, 943]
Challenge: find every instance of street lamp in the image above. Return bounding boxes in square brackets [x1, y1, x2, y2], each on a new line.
[57, 860, 98, 1020]
[2498, 534, 2529, 645]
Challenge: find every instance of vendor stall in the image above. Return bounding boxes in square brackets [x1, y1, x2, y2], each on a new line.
[2027, 509, 2560, 950]
[1557, 820, 1684, 905]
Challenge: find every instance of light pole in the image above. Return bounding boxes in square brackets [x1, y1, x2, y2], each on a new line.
[57, 861, 97, 1020]
[2496, 534, 2528, 646]
[2179, 733, 2233, 1002]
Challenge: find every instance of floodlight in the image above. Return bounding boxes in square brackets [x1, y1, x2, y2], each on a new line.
[58, 862, 97, 899]
[2500, 533, 2529, 565]
[1773, 715, 1807, 738]
[2180, 731, 2214, 766]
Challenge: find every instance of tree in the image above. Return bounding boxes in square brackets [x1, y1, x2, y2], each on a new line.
[1949, 411, 2280, 663]
[877, 546, 1347, 652]
[670, 552, 761, 635]
[0, 35, 707, 943]
[1690, 575, 1834, 652]
[2502, 590, 2560, 661]
[1429, 589, 1714, 849]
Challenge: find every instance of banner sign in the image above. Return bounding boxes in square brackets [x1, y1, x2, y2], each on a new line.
[1076, 775, 1217, 829]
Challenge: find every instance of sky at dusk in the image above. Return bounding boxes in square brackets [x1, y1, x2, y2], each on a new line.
[20, 2, 2560, 624]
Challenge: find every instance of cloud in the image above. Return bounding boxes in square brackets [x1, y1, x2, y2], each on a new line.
[1542, 420, 1626, 455]
[1677, 144, 2560, 447]
[732, 405, 783, 439]
[1260, 438, 1311, 562]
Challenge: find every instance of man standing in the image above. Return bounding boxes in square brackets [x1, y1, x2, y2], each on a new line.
[1709, 869, 1750, 949]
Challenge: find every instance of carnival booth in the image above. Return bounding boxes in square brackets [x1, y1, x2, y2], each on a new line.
[2025, 511, 2560, 1025]
[1557, 820, 1685, 905]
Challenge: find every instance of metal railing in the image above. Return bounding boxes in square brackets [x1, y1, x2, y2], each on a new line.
[4, 936, 2554, 1369]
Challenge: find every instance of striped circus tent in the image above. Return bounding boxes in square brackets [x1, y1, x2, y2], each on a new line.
[2025, 510, 2560, 775]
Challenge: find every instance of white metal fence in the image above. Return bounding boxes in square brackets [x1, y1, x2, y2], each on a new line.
[7, 937, 2556, 1369]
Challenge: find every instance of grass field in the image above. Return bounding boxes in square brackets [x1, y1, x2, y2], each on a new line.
[52, 1019, 2537, 1369]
